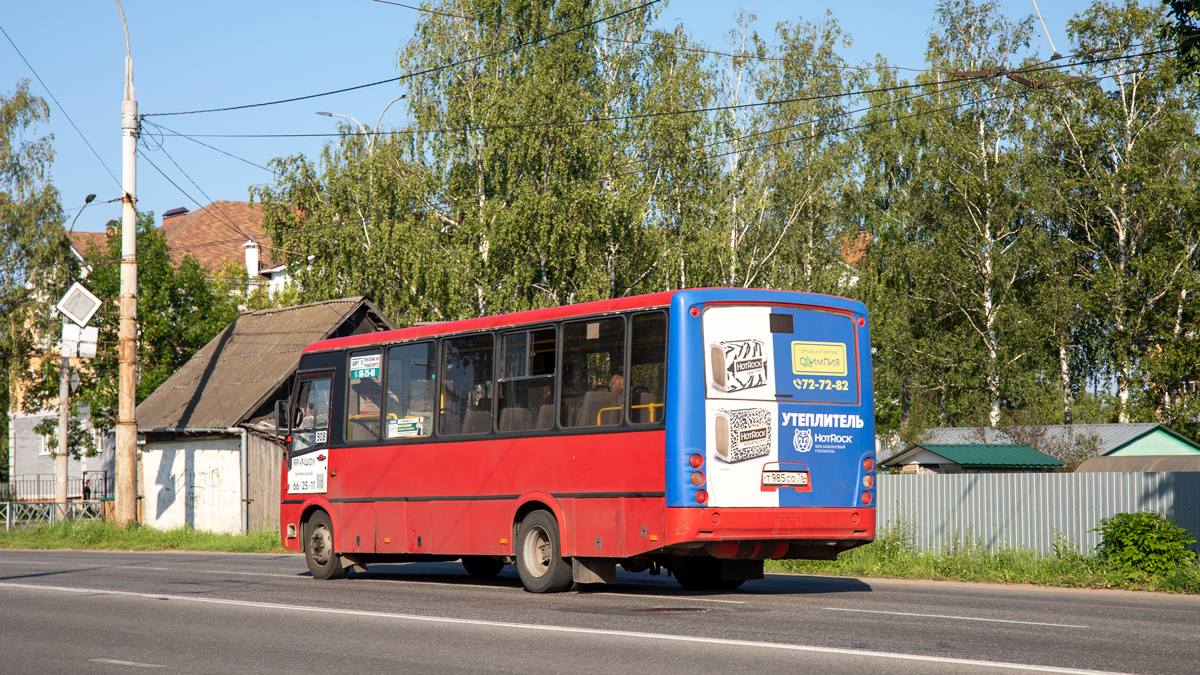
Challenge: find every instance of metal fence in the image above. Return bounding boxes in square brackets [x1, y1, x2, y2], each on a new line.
[0, 474, 112, 501]
[2, 500, 105, 531]
[876, 472, 1200, 555]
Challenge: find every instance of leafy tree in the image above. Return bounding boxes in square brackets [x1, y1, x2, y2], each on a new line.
[1163, 0, 1200, 81]
[702, 12, 864, 294]
[1040, 0, 1200, 423]
[0, 80, 75, 474]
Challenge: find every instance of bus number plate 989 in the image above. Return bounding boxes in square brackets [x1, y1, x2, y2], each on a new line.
[762, 471, 808, 486]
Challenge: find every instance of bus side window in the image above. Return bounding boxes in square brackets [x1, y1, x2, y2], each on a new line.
[440, 333, 495, 436]
[629, 312, 667, 424]
[384, 342, 436, 439]
[560, 317, 625, 428]
[293, 376, 332, 455]
[497, 327, 556, 432]
[346, 349, 383, 443]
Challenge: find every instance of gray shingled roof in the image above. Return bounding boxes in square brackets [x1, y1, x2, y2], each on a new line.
[904, 424, 1198, 458]
[137, 297, 392, 431]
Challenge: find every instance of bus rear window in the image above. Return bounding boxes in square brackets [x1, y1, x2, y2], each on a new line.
[703, 305, 858, 404]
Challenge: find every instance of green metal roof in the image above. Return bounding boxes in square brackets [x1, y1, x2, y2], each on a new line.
[885, 443, 1065, 469]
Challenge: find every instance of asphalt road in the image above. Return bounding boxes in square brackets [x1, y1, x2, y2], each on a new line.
[0, 549, 1196, 674]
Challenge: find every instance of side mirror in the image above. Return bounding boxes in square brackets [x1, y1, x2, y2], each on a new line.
[274, 400, 289, 438]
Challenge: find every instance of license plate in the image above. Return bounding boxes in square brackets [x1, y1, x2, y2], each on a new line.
[763, 471, 809, 486]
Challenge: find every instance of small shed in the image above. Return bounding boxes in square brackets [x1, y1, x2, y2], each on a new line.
[136, 297, 393, 534]
[880, 443, 1065, 474]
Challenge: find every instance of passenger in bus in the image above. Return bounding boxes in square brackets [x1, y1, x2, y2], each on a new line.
[609, 373, 624, 398]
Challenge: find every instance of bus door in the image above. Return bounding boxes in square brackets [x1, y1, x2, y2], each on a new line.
[288, 373, 333, 495]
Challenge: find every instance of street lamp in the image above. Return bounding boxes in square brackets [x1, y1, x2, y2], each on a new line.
[316, 95, 407, 250]
[316, 94, 406, 156]
[56, 193, 97, 515]
[67, 193, 97, 236]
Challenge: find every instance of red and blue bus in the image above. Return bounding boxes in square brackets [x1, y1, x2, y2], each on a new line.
[279, 288, 875, 592]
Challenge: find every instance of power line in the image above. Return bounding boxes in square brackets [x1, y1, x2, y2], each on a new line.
[371, 0, 942, 75]
[143, 0, 662, 118]
[140, 42, 1171, 143]
[0, 23, 121, 188]
[29, 48, 1176, 277]
[137, 133, 251, 240]
[137, 149, 252, 244]
[140, 118, 273, 173]
[136, 56, 1153, 264]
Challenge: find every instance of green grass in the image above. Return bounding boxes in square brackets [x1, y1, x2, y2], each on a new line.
[0, 521, 288, 554]
[766, 525, 1200, 594]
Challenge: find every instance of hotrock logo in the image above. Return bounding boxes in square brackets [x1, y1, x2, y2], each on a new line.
[794, 428, 813, 453]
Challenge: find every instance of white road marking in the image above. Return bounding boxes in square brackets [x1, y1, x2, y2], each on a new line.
[114, 566, 169, 571]
[592, 592, 745, 605]
[4, 581, 1123, 674]
[204, 571, 306, 578]
[825, 607, 1087, 628]
[89, 658, 165, 668]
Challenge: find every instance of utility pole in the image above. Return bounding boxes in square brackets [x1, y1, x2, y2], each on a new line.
[115, 0, 139, 527]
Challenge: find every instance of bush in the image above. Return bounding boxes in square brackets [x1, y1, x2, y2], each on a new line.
[1094, 512, 1197, 575]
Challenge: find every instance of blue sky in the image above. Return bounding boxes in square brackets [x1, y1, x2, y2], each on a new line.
[2, 1, 1095, 235]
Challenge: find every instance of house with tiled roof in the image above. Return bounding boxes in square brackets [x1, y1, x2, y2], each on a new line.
[67, 201, 292, 294]
[9, 202, 295, 499]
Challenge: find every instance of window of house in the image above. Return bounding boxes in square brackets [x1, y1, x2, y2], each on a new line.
[560, 317, 626, 428]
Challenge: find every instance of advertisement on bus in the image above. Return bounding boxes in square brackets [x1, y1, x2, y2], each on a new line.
[702, 304, 865, 509]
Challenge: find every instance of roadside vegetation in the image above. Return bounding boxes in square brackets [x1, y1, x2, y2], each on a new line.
[0, 521, 287, 554]
[769, 513, 1200, 594]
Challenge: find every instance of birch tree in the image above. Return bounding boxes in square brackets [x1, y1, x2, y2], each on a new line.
[1041, 0, 1200, 422]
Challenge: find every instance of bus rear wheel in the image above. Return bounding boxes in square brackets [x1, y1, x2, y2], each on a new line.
[462, 556, 505, 578]
[305, 511, 347, 580]
[516, 511, 573, 593]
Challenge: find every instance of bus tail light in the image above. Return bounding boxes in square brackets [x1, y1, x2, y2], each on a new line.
[863, 456, 874, 472]
[863, 474, 874, 489]
[861, 490, 873, 506]
[690, 471, 705, 487]
[689, 453, 704, 468]
[695, 489, 708, 504]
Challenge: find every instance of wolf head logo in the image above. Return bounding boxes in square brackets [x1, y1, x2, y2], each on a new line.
[794, 428, 813, 453]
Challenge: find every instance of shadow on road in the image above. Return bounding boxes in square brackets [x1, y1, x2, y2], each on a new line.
[337, 561, 874, 597]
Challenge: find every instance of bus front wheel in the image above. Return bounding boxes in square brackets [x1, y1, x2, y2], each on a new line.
[305, 511, 347, 580]
[516, 511, 573, 593]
